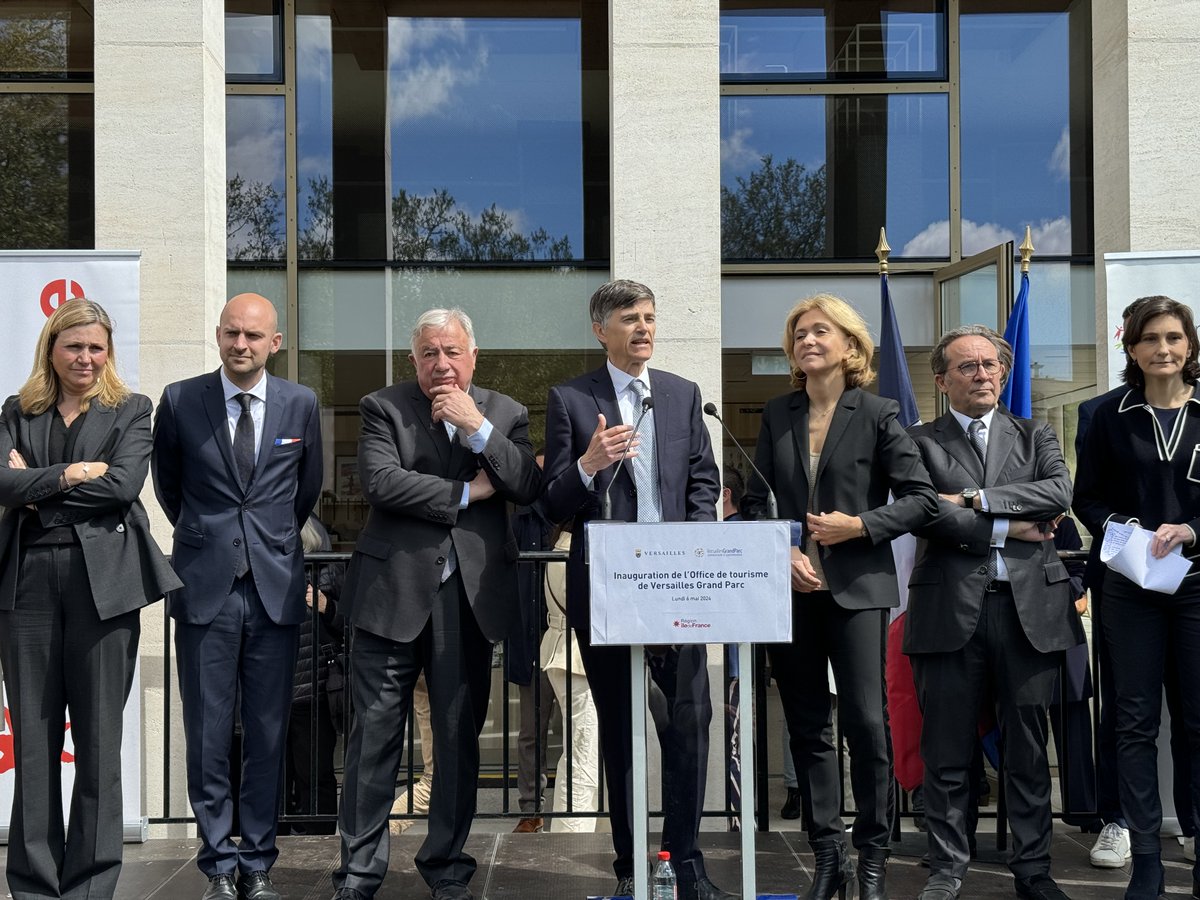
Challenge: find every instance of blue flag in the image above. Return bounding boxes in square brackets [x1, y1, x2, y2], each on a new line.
[1000, 271, 1032, 418]
[878, 272, 920, 428]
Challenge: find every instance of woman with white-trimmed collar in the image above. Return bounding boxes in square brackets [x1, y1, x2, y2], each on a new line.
[1074, 294, 1200, 900]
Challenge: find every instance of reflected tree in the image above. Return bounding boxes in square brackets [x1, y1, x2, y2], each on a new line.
[720, 154, 827, 259]
[299, 175, 334, 260]
[392, 189, 573, 261]
[227, 174, 283, 260]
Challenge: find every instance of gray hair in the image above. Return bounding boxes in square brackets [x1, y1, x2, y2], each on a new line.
[930, 324, 1013, 375]
[410, 307, 477, 354]
[588, 279, 655, 328]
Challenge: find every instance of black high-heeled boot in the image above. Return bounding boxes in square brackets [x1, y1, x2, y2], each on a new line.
[809, 838, 854, 900]
[1125, 851, 1165, 900]
[857, 847, 887, 900]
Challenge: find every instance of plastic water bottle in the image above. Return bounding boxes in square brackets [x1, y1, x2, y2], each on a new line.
[651, 850, 677, 900]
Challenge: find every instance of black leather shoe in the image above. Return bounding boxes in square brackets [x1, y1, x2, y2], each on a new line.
[331, 890, 366, 900]
[430, 880, 474, 900]
[238, 871, 280, 900]
[918, 872, 961, 900]
[202, 874, 237, 900]
[613, 875, 635, 898]
[1015, 873, 1071, 900]
[781, 786, 802, 820]
[680, 875, 737, 900]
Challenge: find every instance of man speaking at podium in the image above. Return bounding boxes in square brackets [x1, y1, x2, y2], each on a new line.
[542, 279, 728, 900]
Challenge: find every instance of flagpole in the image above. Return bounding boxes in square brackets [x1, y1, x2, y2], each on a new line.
[875, 226, 890, 275]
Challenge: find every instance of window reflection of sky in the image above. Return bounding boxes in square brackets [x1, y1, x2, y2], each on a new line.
[720, 8, 942, 77]
[960, 12, 1072, 256]
[226, 95, 285, 259]
[386, 18, 583, 254]
[720, 94, 948, 258]
[287, 15, 583, 257]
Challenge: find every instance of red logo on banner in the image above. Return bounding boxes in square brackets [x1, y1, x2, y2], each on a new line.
[40, 279, 86, 317]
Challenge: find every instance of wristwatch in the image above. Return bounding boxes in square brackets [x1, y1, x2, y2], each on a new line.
[960, 488, 979, 508]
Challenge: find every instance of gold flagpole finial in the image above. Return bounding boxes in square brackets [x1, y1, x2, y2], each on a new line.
[875, 227, 891, 275]
[1019, 225, 1035, 274]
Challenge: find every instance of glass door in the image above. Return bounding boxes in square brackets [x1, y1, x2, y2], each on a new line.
[932, 242, 1014, 414]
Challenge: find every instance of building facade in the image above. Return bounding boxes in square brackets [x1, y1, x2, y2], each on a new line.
[2, 0, 1199, 833]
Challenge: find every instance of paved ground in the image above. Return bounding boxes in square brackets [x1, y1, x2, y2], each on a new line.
[19, 823, 1194, 899]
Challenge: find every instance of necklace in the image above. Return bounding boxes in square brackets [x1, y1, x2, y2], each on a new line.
[810, 403, 836, 420]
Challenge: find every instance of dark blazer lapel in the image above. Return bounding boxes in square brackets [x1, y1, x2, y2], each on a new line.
[202, 371, 240, 485]
[984, 411, 1018, 486]
[252, 376, 286, 487]
[788, 391, 811, 497]
[72, 402, 116, 460]
[28, 407, 53, 466]
[936, 412, 985, 484]
[815, 387, 859, 484]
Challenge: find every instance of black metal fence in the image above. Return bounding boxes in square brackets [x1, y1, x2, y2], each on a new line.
[149, 549, 1099, 842]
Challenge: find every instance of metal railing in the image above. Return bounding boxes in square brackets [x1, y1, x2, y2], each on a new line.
[150, 548, 1100, 839]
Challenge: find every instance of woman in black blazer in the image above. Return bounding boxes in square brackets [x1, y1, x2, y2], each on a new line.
[745, 294, 937, 900]
[0, 298, 180, 900]
[1074, 295, 1200, 900]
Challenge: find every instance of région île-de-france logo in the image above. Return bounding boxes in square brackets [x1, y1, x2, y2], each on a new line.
[41, 278, 86, 318]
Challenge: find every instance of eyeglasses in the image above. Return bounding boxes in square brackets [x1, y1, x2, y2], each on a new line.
[951, 360, 1002, 378]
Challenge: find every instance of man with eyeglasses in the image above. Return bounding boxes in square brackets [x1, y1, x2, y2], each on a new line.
[903, 325, 1078, 900]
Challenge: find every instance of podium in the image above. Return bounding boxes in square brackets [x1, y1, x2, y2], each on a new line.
[587, 520, 793, 900]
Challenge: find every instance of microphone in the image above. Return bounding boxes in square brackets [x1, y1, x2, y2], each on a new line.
[600, 396, 653, 521]
[703, 401, 778, 519]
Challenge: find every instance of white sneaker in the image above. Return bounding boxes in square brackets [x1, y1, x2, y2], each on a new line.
[1183, 835, 1196, 862]
[1090, 822, 1132, 868]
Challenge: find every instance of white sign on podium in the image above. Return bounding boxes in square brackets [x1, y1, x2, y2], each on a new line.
[584, 520, 793, 900]
[586, 520, 792, 646]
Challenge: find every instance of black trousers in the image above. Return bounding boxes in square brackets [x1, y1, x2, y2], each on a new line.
[911, 587, 1060, 881]
[175, 575, 298, 878]
[0, 544, 140, 900]
[1102, 572, 1200, 854]
[768, 591, 893, 850]
[575, 626, 712, 881]
[335, 574, 492, 895]
[283, 696, 339, 834]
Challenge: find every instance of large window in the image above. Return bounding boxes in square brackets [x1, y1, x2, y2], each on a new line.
[0, 2, 94, 249]
[960, 1, 1092, 257]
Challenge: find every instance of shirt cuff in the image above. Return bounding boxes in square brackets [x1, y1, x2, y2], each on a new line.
[466, 418, 493, 453]
[459, 483, 470, 509]
[990, 517, 1009, 548]
[577, 458, 594, 488]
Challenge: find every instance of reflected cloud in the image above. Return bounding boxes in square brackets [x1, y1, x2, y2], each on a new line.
[902, 217, 1071, 257]
[1049, 126, 1070, 181]
[721, 127, 762, 173]
[388, 18, 488, 122]
[227, 97, 285, 189]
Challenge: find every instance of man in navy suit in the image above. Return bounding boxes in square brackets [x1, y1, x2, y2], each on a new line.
[542, 280, 729, 900]
[153, 293, 323, 900]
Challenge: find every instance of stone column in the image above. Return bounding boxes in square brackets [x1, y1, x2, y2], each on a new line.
[93, 0, 228, 836]
[1092, 0, 1200, 384]
[610, 0, 730, 837]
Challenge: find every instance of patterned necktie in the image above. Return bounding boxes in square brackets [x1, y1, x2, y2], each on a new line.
[968, 419, 998, 585]
[234, 393, 256, 487]
[628, 379, 662, 523]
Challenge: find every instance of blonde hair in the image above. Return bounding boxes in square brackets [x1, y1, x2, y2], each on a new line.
[18, 298, 131, 415]
[781, 293, 875, 390]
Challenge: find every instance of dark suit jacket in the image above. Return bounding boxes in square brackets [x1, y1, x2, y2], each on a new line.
[541, 366, 720, 628]
[744, 387, 937, 609]
[1075, 385, 1127, 590]
[0, 393, 181, 619]
[152, 371, 323, 626]
[341, 381, 541, 644]
[903, 408, 1075, 655]
[1073, 386, 1200, 581]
